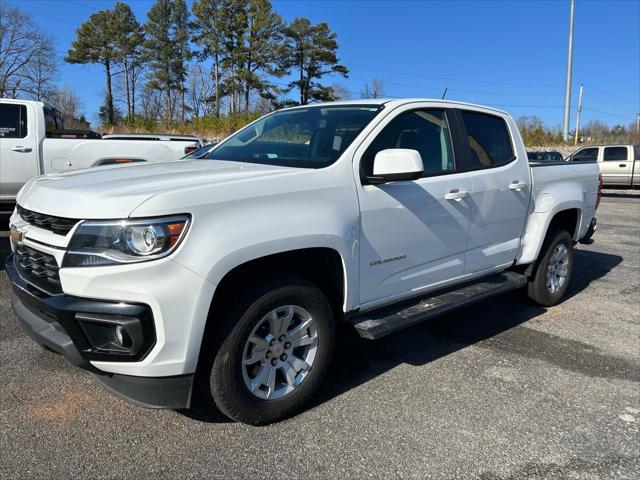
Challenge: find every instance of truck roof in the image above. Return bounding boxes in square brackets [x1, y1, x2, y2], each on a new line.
[281, 98, 510, 116]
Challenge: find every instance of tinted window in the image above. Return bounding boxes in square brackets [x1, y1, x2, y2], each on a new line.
[43, 106, 64, 134]
[542, 152, 563, 162]
[208, 105, 381, 168]
[461, 111, 514, 168]
[572, 147, 598, 162]
[361, 109, 455, 177]
[0, 104, 27, 138]
[603, 147, 628, 161]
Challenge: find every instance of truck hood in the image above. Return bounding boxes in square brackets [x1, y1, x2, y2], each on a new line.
[17, 160, 302, 219]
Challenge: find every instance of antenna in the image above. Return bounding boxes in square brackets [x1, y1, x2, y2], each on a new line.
[441, 88, 448, 100]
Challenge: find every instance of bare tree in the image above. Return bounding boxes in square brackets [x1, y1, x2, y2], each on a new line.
[331, 83, 351, 101]
[0, 4, 58, 98]
[23, 45, 58, 101]
[187, 64, 215, 118]
[51, 86, 89, 129]
[360, 78, 384, 99]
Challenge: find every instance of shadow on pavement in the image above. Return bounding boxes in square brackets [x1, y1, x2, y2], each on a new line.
[601, 189, 640, 200]
[0, 237, 9, 271]
[181, 249, 622, 423]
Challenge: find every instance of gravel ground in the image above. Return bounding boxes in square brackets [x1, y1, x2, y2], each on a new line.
[0, 190, 638, 479]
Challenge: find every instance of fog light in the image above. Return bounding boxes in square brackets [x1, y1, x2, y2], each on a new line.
[76, 313, 143, 355]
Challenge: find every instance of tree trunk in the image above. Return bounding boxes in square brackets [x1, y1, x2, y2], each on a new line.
[131, 64, 136, 118]
[181, 85, 185, 122]
[299, 52, 305, 105]
[105, 60, 114, 124]
[214, 52, 220, 117]
[123, 56, 131, 120]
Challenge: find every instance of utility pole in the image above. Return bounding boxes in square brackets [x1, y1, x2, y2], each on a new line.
[574, 84, 584, 146]
[563, 0, 575, 142]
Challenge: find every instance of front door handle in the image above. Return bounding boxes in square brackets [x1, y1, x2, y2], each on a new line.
[619, 164, 627, 168]
[11, 146, 32, 153]
[509, 180, 527, 191]
[445, 189, 469, 201]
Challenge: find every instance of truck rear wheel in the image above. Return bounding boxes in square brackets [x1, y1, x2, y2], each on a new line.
[527, 228, 574, 306]
[203, 275, 335, 425]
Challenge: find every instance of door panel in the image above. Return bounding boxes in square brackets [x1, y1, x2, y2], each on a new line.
[357, 107, 472, 305]
[457, 110, 530, 273]
[0, 103, 38, 200]
[601, 146, 631, 185]
[359, 174, 472, 304]
[466, 163, 531, 272]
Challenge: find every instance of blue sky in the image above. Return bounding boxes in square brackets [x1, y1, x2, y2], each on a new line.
[13, 0, 640, 128]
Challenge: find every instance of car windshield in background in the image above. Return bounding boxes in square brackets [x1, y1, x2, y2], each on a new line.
[204, 105, 383, 168]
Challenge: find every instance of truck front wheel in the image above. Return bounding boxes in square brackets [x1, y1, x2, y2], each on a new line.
[203, 276, 335, 425]
[527, 228, 575, 306]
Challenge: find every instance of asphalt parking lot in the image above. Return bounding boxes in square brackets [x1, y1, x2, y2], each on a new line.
[1, 190, 638, 480]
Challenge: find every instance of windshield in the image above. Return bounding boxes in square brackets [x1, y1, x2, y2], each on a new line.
[204, 105, 383, 168]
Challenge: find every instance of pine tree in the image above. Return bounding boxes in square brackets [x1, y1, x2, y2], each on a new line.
[143, 0, 190, 121]
[280, 18, 348, 105]
[192, 0, 224, 117]
[66, 8, 120, 123]
[242, 0, 284, 112]
[112, 2, 144, 120]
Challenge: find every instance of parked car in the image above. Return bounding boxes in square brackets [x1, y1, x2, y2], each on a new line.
[102, 133, 206, 155]
[0, 99, 201, 207]
[180, 142, 219, 159]
[6, 99, 600, 425]
[527, 151, 565, 162]
[567, 144, 639, 186]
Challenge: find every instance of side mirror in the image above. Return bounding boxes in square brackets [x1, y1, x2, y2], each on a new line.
[364, 149, 424, 185]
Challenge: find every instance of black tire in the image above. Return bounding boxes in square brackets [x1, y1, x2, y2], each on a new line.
[527, 228, 574, 306]
[201, 275, 335, 425]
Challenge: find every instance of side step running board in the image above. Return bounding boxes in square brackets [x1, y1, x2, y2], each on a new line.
[351, 271, 528, 340]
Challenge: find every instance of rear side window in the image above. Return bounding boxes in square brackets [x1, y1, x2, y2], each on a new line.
[603, 147, 628, 161]
[0, 103, 27, 138]
[460, 111, 514, 168]
[572, 147, 598, 162]
[361, 109, 455, 177]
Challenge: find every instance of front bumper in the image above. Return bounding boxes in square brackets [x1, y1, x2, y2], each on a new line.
[5, 254, 194, 409]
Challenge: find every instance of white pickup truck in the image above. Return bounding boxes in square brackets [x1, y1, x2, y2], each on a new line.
[6, 99, 600, 425]
[0, 98, 201, 207]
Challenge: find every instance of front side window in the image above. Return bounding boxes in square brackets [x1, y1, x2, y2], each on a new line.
[461, 110, 514, 168]
[603, 147, 628, 161]
[573, 147, 598, 162]
[361, 109, 455, 177]
[206, 105, 382, 169]
[0, 104, 27, 138]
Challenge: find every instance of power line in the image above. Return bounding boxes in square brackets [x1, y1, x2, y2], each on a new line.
[583, 84, 639, 107]
[582, 107, 634, 121]
[348, 63, 566, 88]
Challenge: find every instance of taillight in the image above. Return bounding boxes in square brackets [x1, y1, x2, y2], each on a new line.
[184, 145, 197, 155]
[596, 174, 603, 209]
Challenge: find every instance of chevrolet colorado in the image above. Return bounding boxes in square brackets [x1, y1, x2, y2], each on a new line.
[6, 99, 600, 424]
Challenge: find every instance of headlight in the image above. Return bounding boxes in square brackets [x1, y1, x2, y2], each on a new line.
[64, 215, 190, 267]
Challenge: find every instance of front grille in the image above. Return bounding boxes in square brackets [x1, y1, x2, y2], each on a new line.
[17, 205, 78, 236]
[14, 245, 62, 295]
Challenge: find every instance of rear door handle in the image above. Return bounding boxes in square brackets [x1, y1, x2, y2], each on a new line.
[11, 146, 32, 153]
[445, 189, 469, 201]
[509, 180, 527, 191]
[619, 164, 627, 168]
